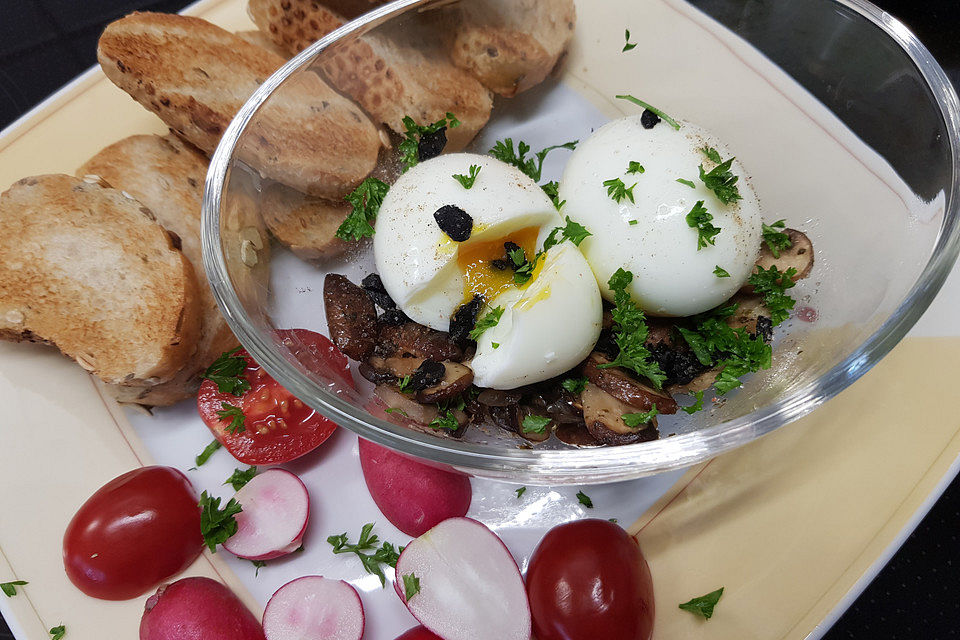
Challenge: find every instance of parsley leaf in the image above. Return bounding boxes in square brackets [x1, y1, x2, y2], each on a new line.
[429, 410, 459, 431]
[541, 180, 565, 210]
[470, 306, 505, 341]
[543, 216, 592, 251]
[515, 486, 527, 499]
[251, 560, 267, 577]
[762, 219, 792, 258]
[198, 491, 242, 553]
[679, 587, 724, 619]
[685, 201, 721, 250]
[576, 491, 594, 508]
[615, 95, 681, 130]
[195, 439, 222, 467]
[397, 375, 413, 394]
[202, 347, 250, 396]
[49, 625, 65, 640]
[676, 178, 696, 189]
[603, 177, 637, 204]
[402, 573, 421, 602]
[453, 164, 481, 189]
[327, 523, 402, 587]
[492, 342, 500, 349]
[488, 139, 577, 182]
[699, 157, 742, 205]
[561, 376, 589, 394]
[713, 265, 730, 278]
[384, 407, 408, 417]
[336, 177, 391, 241]
[682, 390, 706, 414]
[700, 146, 723, 163]
[623, 29, 637, 52]
[216, 402, 245, 434]
[399, 113, 460, 171]
[521, 414, 552, 434]
[0, 581, 27, 597]
[748, 265, 798, 326]
[622, 405, 658, 428]
[509, 246, 543, 286]
[627, 161, 645, 174]
[597, 268, 667, 389]
[224, 466, 258, 491]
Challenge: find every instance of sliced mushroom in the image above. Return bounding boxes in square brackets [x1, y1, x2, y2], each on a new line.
[582, 352, 678, 414]
[580, 383, 659, 446]
[375, 384, 439, 425]
[362, 356, 473, 404]
[751, 228, 814, 283]
[555, 422, 601, 447]
[666, 370, 717, 396]
[416, 362, 474, 404]
[324, 274, 378, 361]
[376, 321, 464, 362]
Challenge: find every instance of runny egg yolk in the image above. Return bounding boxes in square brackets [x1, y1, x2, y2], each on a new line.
[457, 226, 541, 303]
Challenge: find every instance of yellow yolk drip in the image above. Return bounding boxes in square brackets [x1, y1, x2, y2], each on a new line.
[457, 226, 540, 302]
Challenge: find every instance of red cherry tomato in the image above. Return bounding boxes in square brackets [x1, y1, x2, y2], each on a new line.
[198, 329, 354, 465]
[526, 519, 655, 640]
[63, 466, 202, 600]
[394, 627, 443, 640]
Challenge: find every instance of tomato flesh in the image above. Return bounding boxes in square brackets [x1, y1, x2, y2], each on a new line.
[526, 519, 655, 640]
[62, 466, 202, 600]
[198, 329, 353, 465]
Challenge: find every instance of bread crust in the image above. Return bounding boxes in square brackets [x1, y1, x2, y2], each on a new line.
[261, 183, 352, 263]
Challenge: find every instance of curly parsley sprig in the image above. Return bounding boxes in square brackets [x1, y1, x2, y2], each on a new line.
[328, 523, 403, 587]
[399, 113, 460, 171]
[488, 139, 577, 182]
[597, 269, 667, 389]
[335, 177, 391, 242]
[686, 201, 721, 250]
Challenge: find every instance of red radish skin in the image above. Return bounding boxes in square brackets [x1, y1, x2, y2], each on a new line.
[358, 439, 471, 536]
[395, 517, 531, 640]
[262, 576, 364, 640]
[139, 577, 265, 640]
[222, 469, 310, 561]
[394, 627, 443, 640]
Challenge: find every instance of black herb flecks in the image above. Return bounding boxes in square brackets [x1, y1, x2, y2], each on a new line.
[641, 109, 661, 129]
[450, 295, 484, 344]
[362, 273, 396, 310]
[434, 205, 473, 242]
[408, 360, 446, 392]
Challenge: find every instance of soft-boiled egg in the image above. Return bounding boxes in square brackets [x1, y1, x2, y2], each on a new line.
[559, 115, 763, 317]
[374, 153, 602, 389]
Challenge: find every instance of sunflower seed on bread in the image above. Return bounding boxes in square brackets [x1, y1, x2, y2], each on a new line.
[0, 174, 201, 386]
[97, 12, 381, 199]
[247, 0, 493, 151]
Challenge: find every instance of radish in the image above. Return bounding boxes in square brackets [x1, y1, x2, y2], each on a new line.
[140, 577, 265, 640]
[358, 439, 471, 537]
[262, 577, 363, 640]
[394, 627, 442, 640]
[394, 517, 531, 640]
[222, 469, 309, 560]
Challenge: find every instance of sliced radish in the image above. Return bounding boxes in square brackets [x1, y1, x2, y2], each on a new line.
[262, 577, 363, 640]
[222, 469, 309, 561]
[395, 518, 530, 640]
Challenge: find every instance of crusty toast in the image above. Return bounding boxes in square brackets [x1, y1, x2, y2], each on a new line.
[78, 134, 243, 405]
[449, 0, 576, 97]
[261, 183, 351, 263]
[0, 174, 201, 387]
[247, 0, 492, 151]
[235, 29, 291, 59]
[98, 12, 381, 199]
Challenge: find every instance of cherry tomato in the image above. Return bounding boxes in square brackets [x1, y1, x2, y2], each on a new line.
[198, 329, 354, 465]
[526, 519, 655, 640]
[394, 627, 443, 640]
[63, 466, 202, 600]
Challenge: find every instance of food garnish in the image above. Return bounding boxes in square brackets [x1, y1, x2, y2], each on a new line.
[49, 625, 65, 640]
[622, 405, 658, 428]
[544, 216, 592, 250]
[195, 439, 222, 467]
[400, 113, 461, 170]
[748, 265, 798, 326]
[627, 161, 645, 174]
[224, 466, 258, 491]
[488, 138, 577, 182]
[699, 155, 742, 205]
[385, 407, 408, 417]
[615, 94, 681, 130]
[453, 165, 481, 189]
[597, 269, 667, 389]
[0, 581, 27, 597]
[202, 347, 249, 396]
[686, 201, 721, 250]
[403, 573, 421, 601]
[713, 265, 730, 278]
[198, 491, 242, 553]
[336, 177, 391, 242]
[576, 491, 594, 508]
[603, 177, 637, 204]
[622, 29, 637, 52]
[541, 180, 565, 210]
[676, 178, 696, 189]
[682, 390, 706, 414]
[251, 560, 266, 576]
[700, 146, 723, 163]
[562, 376, 589, 393]
[216, 402, 245, 434]
[327, 523, 402, 587]
[515, 487, 527, 499]
[429, 410, 459, 431]
[434, 204, 473, 242]
[521, 414, 552, 434]
[679, 586, 724, 619]
[470, 306, 505, 341]
[762, 219, 793, 258]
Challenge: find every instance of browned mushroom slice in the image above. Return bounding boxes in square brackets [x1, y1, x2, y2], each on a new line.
[753, 228, 815, 281]
[375, 383, 439, 425]
[362, 356, 473, 404]
[377, 321, 464, 362]
[324, 274, 378, 361]
[554, 422, 601, 447]
[416, 362, 474, 404]
[726, 293, 771, 339]
[582, 352, 679, 414]
[666, 369, 717, 396]
[580, 383, 659, 446]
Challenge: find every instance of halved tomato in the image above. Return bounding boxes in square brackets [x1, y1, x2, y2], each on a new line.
[198, 329, 354, 465]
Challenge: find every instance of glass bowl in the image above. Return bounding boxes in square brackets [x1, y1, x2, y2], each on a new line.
[203, 0, 960, 484]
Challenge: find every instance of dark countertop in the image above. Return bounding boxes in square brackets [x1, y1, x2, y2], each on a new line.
[1, 1, 958, 638]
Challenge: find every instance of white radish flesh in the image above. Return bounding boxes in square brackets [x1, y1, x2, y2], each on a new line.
[222, 469, 309, 561]
[262, 577, 364, 640]
[395, 517, 531, 640]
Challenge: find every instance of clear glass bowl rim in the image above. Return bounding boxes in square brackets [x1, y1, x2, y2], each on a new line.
[202, 0, 960, 483]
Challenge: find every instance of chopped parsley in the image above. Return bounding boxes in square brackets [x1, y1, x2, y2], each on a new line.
[713, 265, 730, 278]
[515, 486, 527, 499]
[49, 626, 65, 640]
[202, 347, 250, 396]
[561, 376, 589, 394]
[469, 306, 505, 341]
[492, 342, 500, 349]
[199, 491, 242, 553]
[603, 177, 637, 204]
[682, 390, 706, 414]
[195, 439, 222, 467]
[453, 164, 481, 189]
[402, 573, 421, 601]
[615, 95, 681, 130]
[576, 491, 594, 508]
[216, 402, 245, 434]
[0, 581, 27, 597]
[762, 219, 792, 258]
[699, 155, 742, 205]
[627, 161, 645, 174]
[622, 405, 658, 428]
[327, 523, 402, 587]
[748, 265, 797, 326]
[685, 201, 721, 250]
[676, 178, 696, 189]
[629, 219, 639, 225]
[544, 216, 592, 250]
[679, 587, 724, 619]
[541, 180, 565, 210]
[399, 113, 460, 170]
[509, 246, 541, 286]
[488, 138, 577, 182]
[700, 146, 723, 163]
[224, 466, 258, 491]
[384, 407, 408, 417]
[429, 410, 459, 431]
[397, 375, 413, 394]
[622, 29, 637, 52]
[521, 414, 552, 434]
[597, 269, 667, 389]
[251, 560, 267, 576]
[335, 177, 391, 241]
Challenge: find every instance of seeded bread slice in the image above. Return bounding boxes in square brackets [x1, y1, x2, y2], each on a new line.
[235, 29, 291, 59]
[0, 174, 201, 386]
[97, 12, 381, 199]
[261, 183, 352, 263]
[247, 0, 492, 151]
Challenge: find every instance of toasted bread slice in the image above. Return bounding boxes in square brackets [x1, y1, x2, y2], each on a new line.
[449, 0, 576, 97]
[0, 175, 201, 386]
[235, 29, 291, 58]
[247, 0, 492, 151]
[98, 12, 381, 198]
[261, 183, 352, 263]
